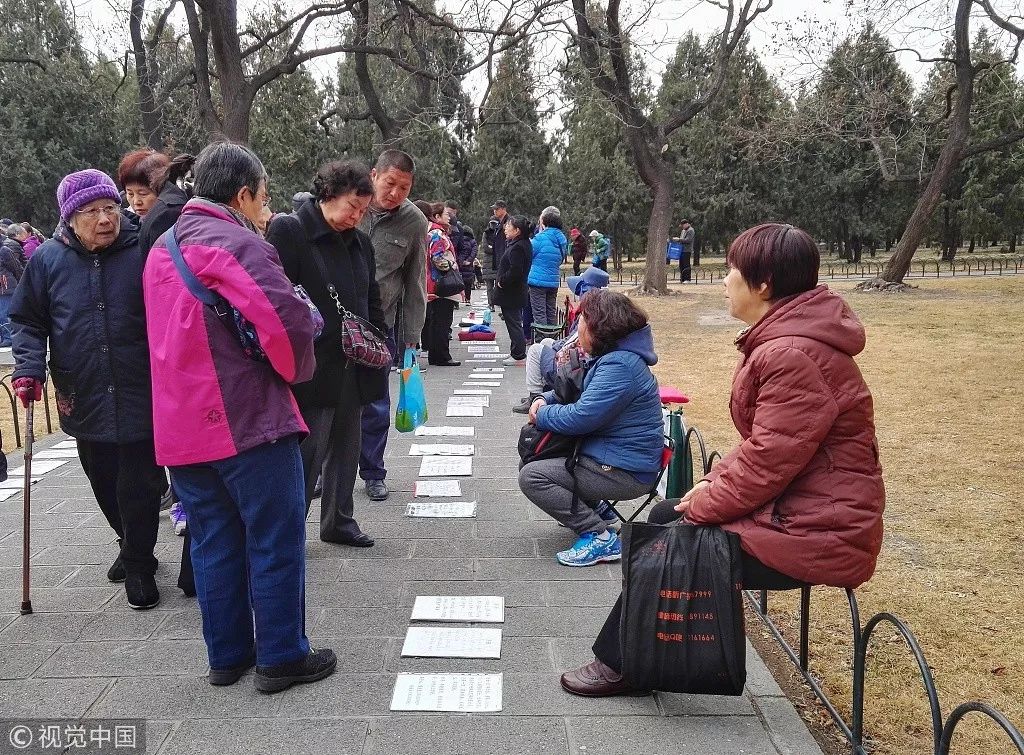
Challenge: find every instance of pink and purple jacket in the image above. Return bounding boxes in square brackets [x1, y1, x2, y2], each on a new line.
[143, 199, 316, 467]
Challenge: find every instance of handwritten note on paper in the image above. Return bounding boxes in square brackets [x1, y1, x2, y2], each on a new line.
[415, 426, 475, 437]
[390, 674, 503, 712]
[405, 500, 477, 518]
[463, 381, 501, 387]
[447, 396, 488, 408]
[466, 374, 501, 381]
[413, 480, 462, 497]
[454, 389, 491, 395]
[411, 596, 505, 623]
[401, 627, 502, 659]
[467, 345, 500, 353]
[409, 444, 475, 456]
[419, 456, 473, 477]
[466, 359, 497, 363]
[472, 367, 505, 373]
[446, 405, 484, 417]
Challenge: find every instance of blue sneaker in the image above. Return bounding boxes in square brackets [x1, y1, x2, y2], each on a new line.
[556, 531, 621, 567]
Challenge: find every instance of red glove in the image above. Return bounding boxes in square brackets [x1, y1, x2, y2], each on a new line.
[13, 378, 43, 408]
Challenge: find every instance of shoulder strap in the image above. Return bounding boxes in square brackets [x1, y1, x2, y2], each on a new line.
[306, 236, 352, 318]
[163, 224, 221, 307]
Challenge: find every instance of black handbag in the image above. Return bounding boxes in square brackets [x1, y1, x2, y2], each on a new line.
[518, 423, 580, 465]
[619, 522, 746, 695]
[434, 266, 466, 298]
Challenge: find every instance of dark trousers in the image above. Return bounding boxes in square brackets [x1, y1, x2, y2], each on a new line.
[485, 280, 496, 308]
[594, 258, 608, 272]
[461, 272, 475, 302]
[300, 366, 365, 540]
[359, 329, 397, 482]
[77, 438, 164, 578]
[680, 251, 692, 282]
[573, 259, 582, 276]
[425, 298, 457, 364]
[172, 436, 309, 669]
[502, 305, 527, 360]
[592, 499, 807, 672]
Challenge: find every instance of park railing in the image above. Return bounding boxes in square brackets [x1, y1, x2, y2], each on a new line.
[678, 425, 1024, 755]
[562, 255, 1024, 287]
[0, 370, 53, 449]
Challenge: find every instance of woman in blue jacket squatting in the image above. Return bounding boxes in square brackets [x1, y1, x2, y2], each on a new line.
[519, 289, 663, 566]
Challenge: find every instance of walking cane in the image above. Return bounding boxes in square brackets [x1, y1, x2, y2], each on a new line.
[20, 399, 34, 615]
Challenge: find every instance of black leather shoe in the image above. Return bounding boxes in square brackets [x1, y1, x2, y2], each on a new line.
[430, 360, 461, 367]
[365, 479, 389, 501]
[209, 654, 256, 686]
[254, 648, 337, 694]
[321, 531, 375, 547]
[125, 574, 160, 610]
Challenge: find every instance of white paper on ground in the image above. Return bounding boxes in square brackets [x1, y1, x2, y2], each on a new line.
[466, 345, 500, 352]
[463, 381, 501, 387]
[447, 396, 488, 407]
[0, 488, 17, 501]
[52, 440, 78, 449]
[411, 595, 505, 623]
[34, 448, 81, 459]
[414, 426, 475, 437]
[401, 626, 502, 658]
[466, 374, 501, 381]
[413, 480, 462, 497]
[8, 459, 68, 475]
[0, 477, 41, 490]
[446, 405, 484, 417]
[390, 673, 503, 712]
[409, 444, 475, 456]
[472, 367, 505, 373]
[418, 456, 473, 476]
[405, 500, 477, 518]
[466, 359, 497, 363]
[490, 354, 512, 359]
[454, 389, 491, 395]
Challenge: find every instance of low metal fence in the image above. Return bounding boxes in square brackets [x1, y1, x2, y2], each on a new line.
[678, 425, 1024, 755]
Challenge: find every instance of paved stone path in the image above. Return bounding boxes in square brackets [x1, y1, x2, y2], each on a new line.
[0, 293, 823, 755]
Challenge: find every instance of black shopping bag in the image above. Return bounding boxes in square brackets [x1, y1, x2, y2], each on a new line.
[619, 522, 746, 695]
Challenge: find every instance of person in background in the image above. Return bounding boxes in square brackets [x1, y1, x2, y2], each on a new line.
[138, 154, 196, 256]
[17, 223, 43, 259]
[482, 200, 508, 311]
[512, 265, 610, 413]
[570, 227, 587, 276]
[589, 229, 610, 272]
[267, 161, 386, 549]
[678, 219, 695, 282]
[527, 206, 568, 329]
[456, 223, 478, 304]
[292, 192, 314, 211]
[421, 201, 461, 367]
[445, 200, 473, 305]
[560, 222, 885, 697]
[12, 169, 167, 610]
[495, 214, 532, 366]
[356, 150, 428, 503]
[144, 142, 334, 693]
[118, 149, 169, 222]
[519, 289, 662, 567]
[0, 226, 27, 347]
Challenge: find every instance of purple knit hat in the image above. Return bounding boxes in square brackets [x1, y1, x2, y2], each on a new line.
[57, 169, 121, 222]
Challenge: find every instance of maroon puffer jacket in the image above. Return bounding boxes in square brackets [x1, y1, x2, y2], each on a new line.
[687, 285, 885, 588]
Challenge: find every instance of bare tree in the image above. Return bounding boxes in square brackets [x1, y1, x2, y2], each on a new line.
[566, 0, 772, 294]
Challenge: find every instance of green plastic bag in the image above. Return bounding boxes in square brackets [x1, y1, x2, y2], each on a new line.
[395, 348, 428, 432]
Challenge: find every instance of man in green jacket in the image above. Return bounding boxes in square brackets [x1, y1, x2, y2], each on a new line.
[357, 150, 429, 501]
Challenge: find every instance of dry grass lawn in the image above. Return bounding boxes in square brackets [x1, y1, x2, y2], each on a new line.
[643, 276, 1024, 755]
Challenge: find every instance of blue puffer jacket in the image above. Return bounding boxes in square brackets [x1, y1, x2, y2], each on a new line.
[527, 227, 567, 289]
[537, 324, 662, 480]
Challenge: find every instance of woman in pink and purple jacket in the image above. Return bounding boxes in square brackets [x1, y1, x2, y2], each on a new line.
[143, 142, 336, 694]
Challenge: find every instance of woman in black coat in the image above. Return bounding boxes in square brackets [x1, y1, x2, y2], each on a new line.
[266, 160, 386, 548]
[494, 215, 532, 362]
[137, 154, 195, 255]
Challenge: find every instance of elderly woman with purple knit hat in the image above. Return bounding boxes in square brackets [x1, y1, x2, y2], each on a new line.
[10, 168, 167, 610]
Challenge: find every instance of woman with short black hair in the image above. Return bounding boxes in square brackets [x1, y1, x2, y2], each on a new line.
[561, 222, 885, 697]
[267, 159, 385, 548]
[519, 289, 663, 567]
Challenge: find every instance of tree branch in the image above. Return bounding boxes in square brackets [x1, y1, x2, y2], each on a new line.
[0, 56, 47, 71]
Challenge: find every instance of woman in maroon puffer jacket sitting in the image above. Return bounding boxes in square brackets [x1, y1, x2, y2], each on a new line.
[561, 221, 885, 697]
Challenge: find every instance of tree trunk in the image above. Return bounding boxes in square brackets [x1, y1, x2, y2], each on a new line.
[129, 0, 163, 147]
[873, 0, 973, 287]
[851, 234, 863, 263]
[642, 172, 672, 294]
[968, 235, 976, 253]
[940, 205, 958, 261]
[203, 0, 254, 142]
[1010, 234, 1017, 254]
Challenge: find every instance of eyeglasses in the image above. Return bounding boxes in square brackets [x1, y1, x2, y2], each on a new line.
[75, 204, 120, 220]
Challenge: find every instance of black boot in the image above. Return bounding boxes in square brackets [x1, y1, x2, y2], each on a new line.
[106, 539, 125, 583]
[254, 648, 337, 694]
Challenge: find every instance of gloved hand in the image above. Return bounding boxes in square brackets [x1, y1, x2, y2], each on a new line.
[13, 377, 43, 408]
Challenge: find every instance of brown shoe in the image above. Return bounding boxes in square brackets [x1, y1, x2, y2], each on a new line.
[560, 658, 648, 697]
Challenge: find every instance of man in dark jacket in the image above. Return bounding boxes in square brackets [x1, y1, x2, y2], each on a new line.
[11, 169, 167, 610]
[482, 200, 508, 311]
[0, 230, 26, 346]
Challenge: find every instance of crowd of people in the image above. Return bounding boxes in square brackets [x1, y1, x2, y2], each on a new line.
[3, 139, 885, 702]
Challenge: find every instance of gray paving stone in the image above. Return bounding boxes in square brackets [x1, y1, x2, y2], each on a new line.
[305, 580, 404, 608]
[398, 580, 547, 607]
[339, 558, 474, 582]
[475, 520, 567, 539]
[304, 557, 344, 583]
[385, 635, 555, 673]
[89, 676, 281, 719]
[545, 580, 621, 608]
[411, 538, 537, 558]
[0, 564, 77, 589]
[273, 672, 395, 717]
[753, 696, 826, 754]
[303, 636, 389, 673]
[0, 512, 95, 530]
[745, 640, 786, 697]
[30, 544, 114, 566]
[566, 715, 780, 754]
[503, 606, 611, 638]
[363, 717, 568, 755]
[657, 691, 756, 716]
[0, 526, 118, 546]
[551, 638, 601, 672]
[367, 520, 477, 540]
[503, 673, 660, 716]
[313, 608, 410, 638]
[0, 587, 118, 612]
[0, 678, 111, 717]
[0, 611, 88, 643]
[79, 609, 169, 641]
[149, 610, 202, 640]
[158, 719, 368, 755]
[476, 557, 617, 581]
[0, 642, 59, 679]
[35, 640, 209, 677]
[305, 538, 413, 560]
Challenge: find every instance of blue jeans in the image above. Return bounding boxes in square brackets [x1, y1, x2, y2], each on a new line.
[171, 437, 310, 670]
[359, 328, 397, 481]
[0, 294, 12, 345]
